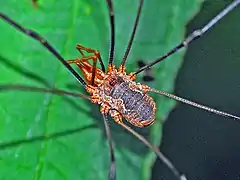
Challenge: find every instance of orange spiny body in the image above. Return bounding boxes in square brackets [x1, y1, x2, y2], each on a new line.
[69, 46, 156, 127]
[86, 65, 156, 127]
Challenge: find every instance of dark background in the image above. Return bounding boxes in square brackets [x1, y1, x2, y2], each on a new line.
[152, 1, 240, 180]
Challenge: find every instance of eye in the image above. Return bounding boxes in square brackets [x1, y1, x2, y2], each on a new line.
[109, 78, 118, 86]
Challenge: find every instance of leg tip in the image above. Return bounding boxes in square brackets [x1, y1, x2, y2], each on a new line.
[108, 163, 116, 180]
[180, 174, 187, 180]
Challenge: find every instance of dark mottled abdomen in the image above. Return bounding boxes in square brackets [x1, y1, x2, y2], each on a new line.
[110, 81, 155, 126]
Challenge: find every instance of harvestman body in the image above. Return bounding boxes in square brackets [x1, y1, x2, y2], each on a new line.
[68, 45, 156, 127]
[85, 64, 156, 127]
[0, 0, 240, 180]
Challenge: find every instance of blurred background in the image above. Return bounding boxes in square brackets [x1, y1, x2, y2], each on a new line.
[153, 1, 240, 180]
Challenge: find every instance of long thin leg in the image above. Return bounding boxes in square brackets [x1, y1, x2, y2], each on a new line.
[0, 84, 95, 148]
[76, 44, 105, 72]
[102, 115, 116, 180]
[0, 13, 87, 86]
[133, 0, 240, 76]
[108, 109, 185, 180]
[0, 124, 96, 150]
[119, 122, 185, 180]
[0, 84, 91, 100]
[149, 88, 240, 121]
[2, 84, 116, 179]
[120, 0, 144, 68]
[105, 0, 115, 66]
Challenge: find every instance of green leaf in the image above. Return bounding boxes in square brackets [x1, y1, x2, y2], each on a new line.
[0, 0, 202, 180]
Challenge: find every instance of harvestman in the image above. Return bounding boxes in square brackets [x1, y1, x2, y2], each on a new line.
[0, 0, 240, 179]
